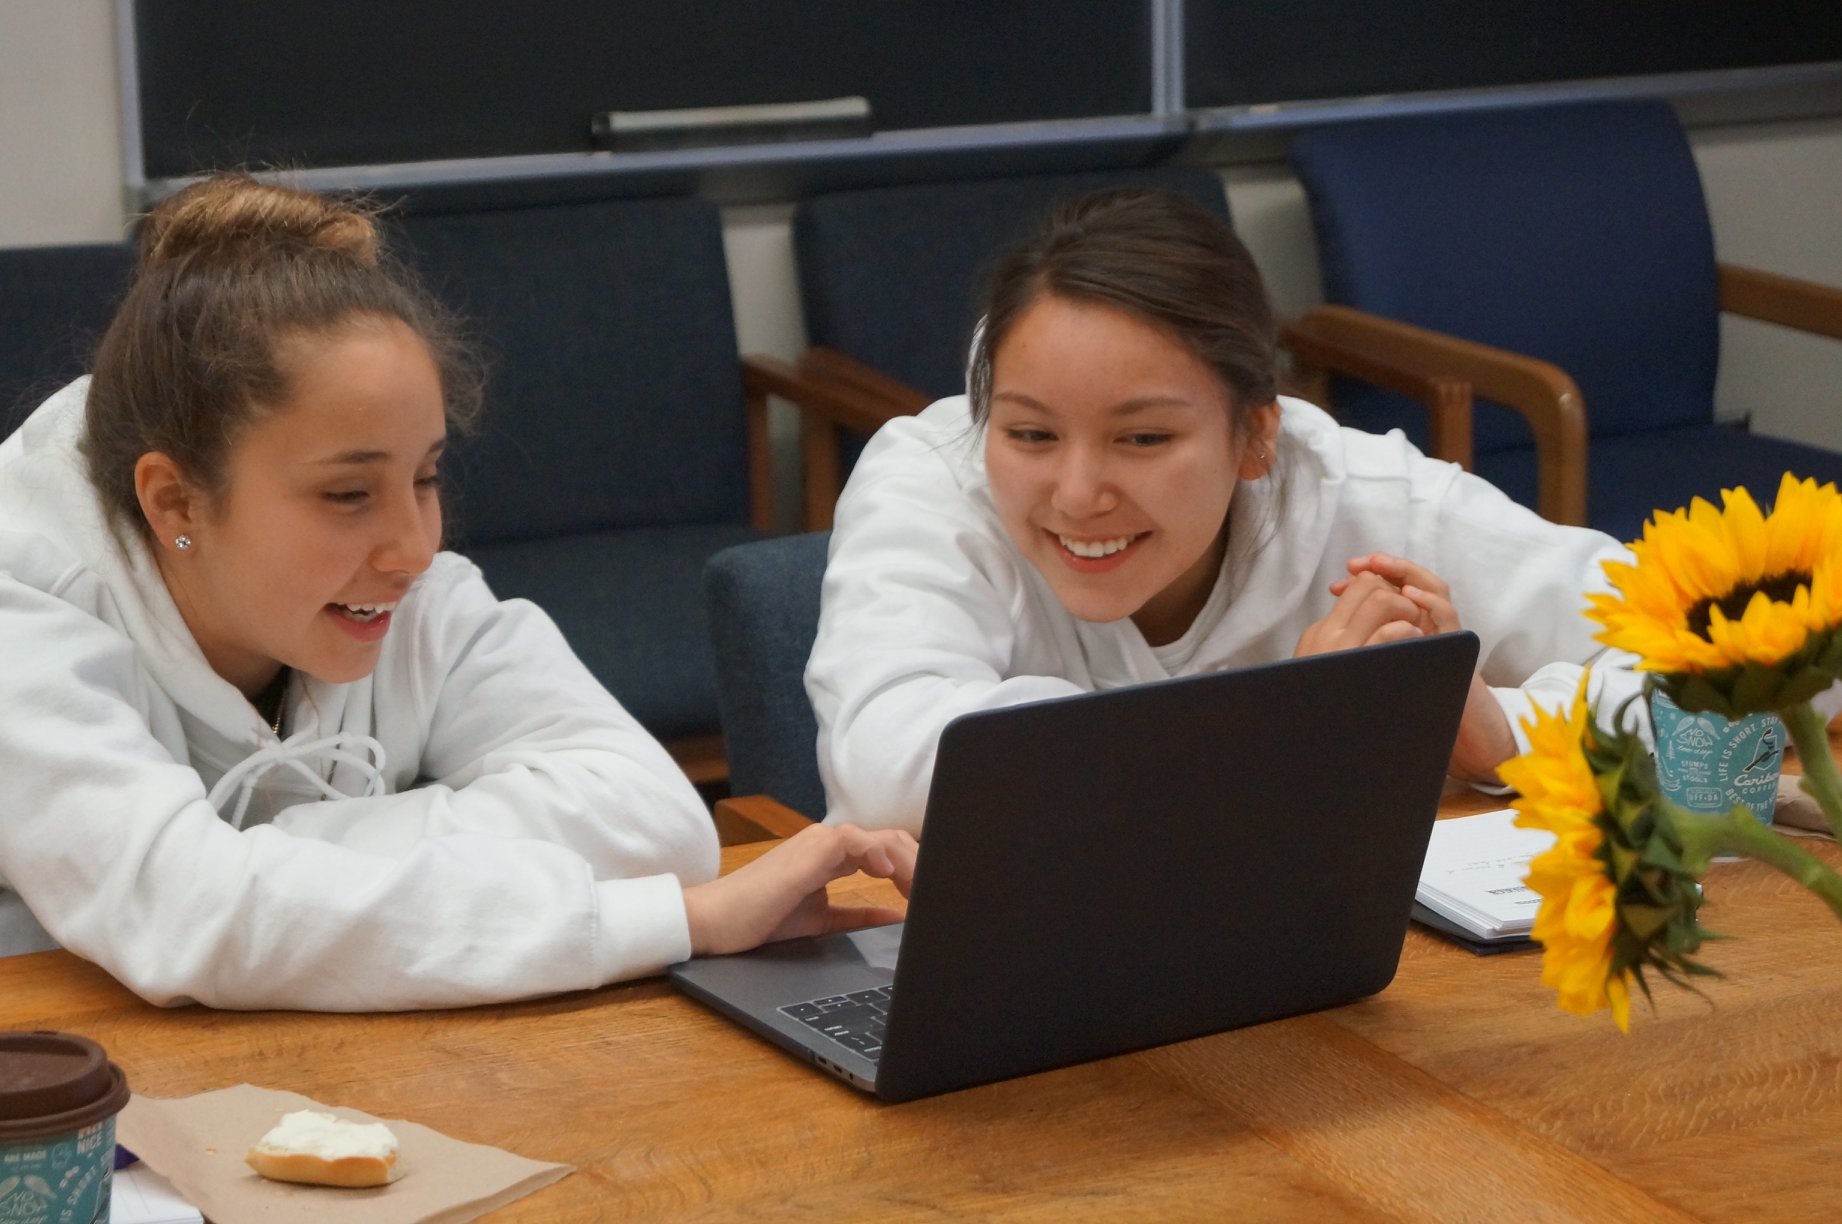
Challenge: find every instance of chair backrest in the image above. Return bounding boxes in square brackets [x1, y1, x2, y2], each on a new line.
[0, 243, 135, 437]
[1290, 99, 1720, 455]
[705, 531, 830, 820]
[794, 165, 1235, 401]
[393, 195, 747, 549]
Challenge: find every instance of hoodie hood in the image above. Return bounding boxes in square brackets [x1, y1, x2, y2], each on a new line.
[0, 378, 271, 746]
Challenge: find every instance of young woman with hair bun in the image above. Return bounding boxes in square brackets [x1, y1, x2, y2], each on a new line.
[0, 174, 913, 1009]
[808, 187, 1643, 834]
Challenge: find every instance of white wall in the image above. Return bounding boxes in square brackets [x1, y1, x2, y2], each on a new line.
[718, 203, 805, 526]
[8, 2, 1842, 475]
[0, 0, 123, 247]
[1694, 117, 1842, 447]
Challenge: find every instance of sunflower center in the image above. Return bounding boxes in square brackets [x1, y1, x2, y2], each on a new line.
[1685, 570, 1811, 637]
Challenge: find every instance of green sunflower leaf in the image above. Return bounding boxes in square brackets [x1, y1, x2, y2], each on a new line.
[1731, 666, 1783, 715]
[1622, 902, 1673, 940]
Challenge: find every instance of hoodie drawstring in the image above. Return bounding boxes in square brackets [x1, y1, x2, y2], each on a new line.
[205, 733, 389, 830]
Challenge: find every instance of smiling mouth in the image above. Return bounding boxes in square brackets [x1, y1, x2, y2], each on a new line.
[331, 601, 398, 624]
[1055, 532, 1145, 559]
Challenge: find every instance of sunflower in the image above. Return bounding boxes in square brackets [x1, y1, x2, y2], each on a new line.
[1586, 474, 1842, 717]
[1500, 676, 1717, 1032]
[1500, 677, 1633, 1031]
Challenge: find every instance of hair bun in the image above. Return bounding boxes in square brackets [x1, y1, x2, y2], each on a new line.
[140, 174, 379, 268]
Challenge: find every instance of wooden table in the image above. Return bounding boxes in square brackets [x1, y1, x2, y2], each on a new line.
[6, 787, 1840, 1222]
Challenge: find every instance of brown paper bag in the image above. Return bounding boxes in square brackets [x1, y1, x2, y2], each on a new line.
[118, 1084, 570, 1224]
[1776, 775, 1838, 839]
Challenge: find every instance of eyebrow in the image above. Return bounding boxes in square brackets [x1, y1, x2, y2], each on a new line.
[991, 392, 1198, 416]
[315, 439, 447, 466]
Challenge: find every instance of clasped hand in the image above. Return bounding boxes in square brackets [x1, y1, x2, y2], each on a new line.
[1294, 552, 1516, 784]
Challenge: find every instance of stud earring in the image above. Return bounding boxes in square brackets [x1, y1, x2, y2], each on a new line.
[174, 535, 193, 551]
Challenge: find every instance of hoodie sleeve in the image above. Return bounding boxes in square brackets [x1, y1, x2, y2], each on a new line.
[0, 566, 709, 1012]
[807, 403, 1083, 834]
[1402, 449, 1648, 748]
[266, 556, 717, 890]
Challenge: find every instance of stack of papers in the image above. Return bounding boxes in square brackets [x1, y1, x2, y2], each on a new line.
[1415, 808, 1555, 942]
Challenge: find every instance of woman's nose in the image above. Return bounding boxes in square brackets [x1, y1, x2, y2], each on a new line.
[1049, 447, 1116, 518]
[374, 491, 437, 577]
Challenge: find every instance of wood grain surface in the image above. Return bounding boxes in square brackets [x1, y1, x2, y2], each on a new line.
[6, 792, 1839, 1220]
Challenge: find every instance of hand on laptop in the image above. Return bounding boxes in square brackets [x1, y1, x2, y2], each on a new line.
[683, 824, 918, 957]
[1302, 553, 1516, 784]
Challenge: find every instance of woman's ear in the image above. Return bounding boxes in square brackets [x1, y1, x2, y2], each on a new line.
[1237, 401, 1283, 480]
[134, 452, 203, 552]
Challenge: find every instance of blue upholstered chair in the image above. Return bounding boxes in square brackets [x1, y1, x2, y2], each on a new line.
[783, 164, 1470, 528]
[1288, 98, 1842, 540]
[704, 531, 830, 827]
[395, 195, 782, 782]
[0, 242, 135, 437]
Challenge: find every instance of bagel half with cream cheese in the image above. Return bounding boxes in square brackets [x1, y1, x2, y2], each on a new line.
[245, 1109, 400, 1188]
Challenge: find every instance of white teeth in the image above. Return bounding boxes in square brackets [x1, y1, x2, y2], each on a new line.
[336, 601, 398, 622]
[1058, 534, 1136, 559]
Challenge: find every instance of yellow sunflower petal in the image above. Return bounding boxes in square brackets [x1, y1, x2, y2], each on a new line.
[1505, 675, 1631, 1030]
[1717, 485, 1768, 585]
[1587, 473, 1842, 678]
[1606, 972, 1632, 1034]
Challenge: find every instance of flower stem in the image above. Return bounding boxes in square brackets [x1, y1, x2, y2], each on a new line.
[1780, 700, 1842, 843]
[1670, 803, 1842, 925]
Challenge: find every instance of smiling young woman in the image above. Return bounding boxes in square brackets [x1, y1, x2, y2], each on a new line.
[981, 294, 1274, 647]
[0, 174, 914, 1009]
[137, 317, 448, 696]
[807, 188, 1648, 835]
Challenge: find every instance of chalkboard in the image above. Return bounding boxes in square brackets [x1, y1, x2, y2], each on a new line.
[1184, 0, 1842, 110]
[133, 1, 1154, 177]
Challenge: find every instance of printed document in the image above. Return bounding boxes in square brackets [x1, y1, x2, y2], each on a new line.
[1416, 808, 1555, 940]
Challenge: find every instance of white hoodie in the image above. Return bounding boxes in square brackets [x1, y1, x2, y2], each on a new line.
[0, 379, 718, 1010]
[808, 394, 1645, 833]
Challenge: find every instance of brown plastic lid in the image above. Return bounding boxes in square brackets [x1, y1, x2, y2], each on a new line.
[0, 1031, 131, 1142]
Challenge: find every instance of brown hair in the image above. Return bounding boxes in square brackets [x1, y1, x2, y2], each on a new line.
[967, 187, 1279, 441]
[82, 173, 482, 538]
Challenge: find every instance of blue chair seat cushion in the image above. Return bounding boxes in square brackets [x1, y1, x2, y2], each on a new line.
[465, 522, 766, 741]
[1473, 424, 1842, 546]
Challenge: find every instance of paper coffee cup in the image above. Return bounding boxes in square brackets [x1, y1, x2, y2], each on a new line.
[1650, 689, 1784, 826]
[0, 1031, 131, 1224]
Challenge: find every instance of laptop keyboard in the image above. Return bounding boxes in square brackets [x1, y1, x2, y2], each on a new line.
[780, 986, 893, 1062]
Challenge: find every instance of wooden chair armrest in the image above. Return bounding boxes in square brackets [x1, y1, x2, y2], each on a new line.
[1719, 263, 1842, 342]
[1294, 306, 1589, 526]
[744, 351, 930, 531]
[713, 794, 818, 846]
[665, 733, 728, 787]
[740, 348, 928, 530]
[1279, 319, 1476, 471]
[743, 352, 912, 437]
[799, 347, 934, 418]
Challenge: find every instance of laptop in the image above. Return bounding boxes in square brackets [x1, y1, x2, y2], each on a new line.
[670, 630, 1480, 1102]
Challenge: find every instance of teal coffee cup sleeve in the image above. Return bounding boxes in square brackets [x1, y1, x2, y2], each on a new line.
[1650, 690, 1784, 826]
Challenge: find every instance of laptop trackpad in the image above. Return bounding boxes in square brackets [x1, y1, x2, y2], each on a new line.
[671, 922, 903, 1018]
[670, 922, 906, 1088]
[840, 922, 902, 973]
